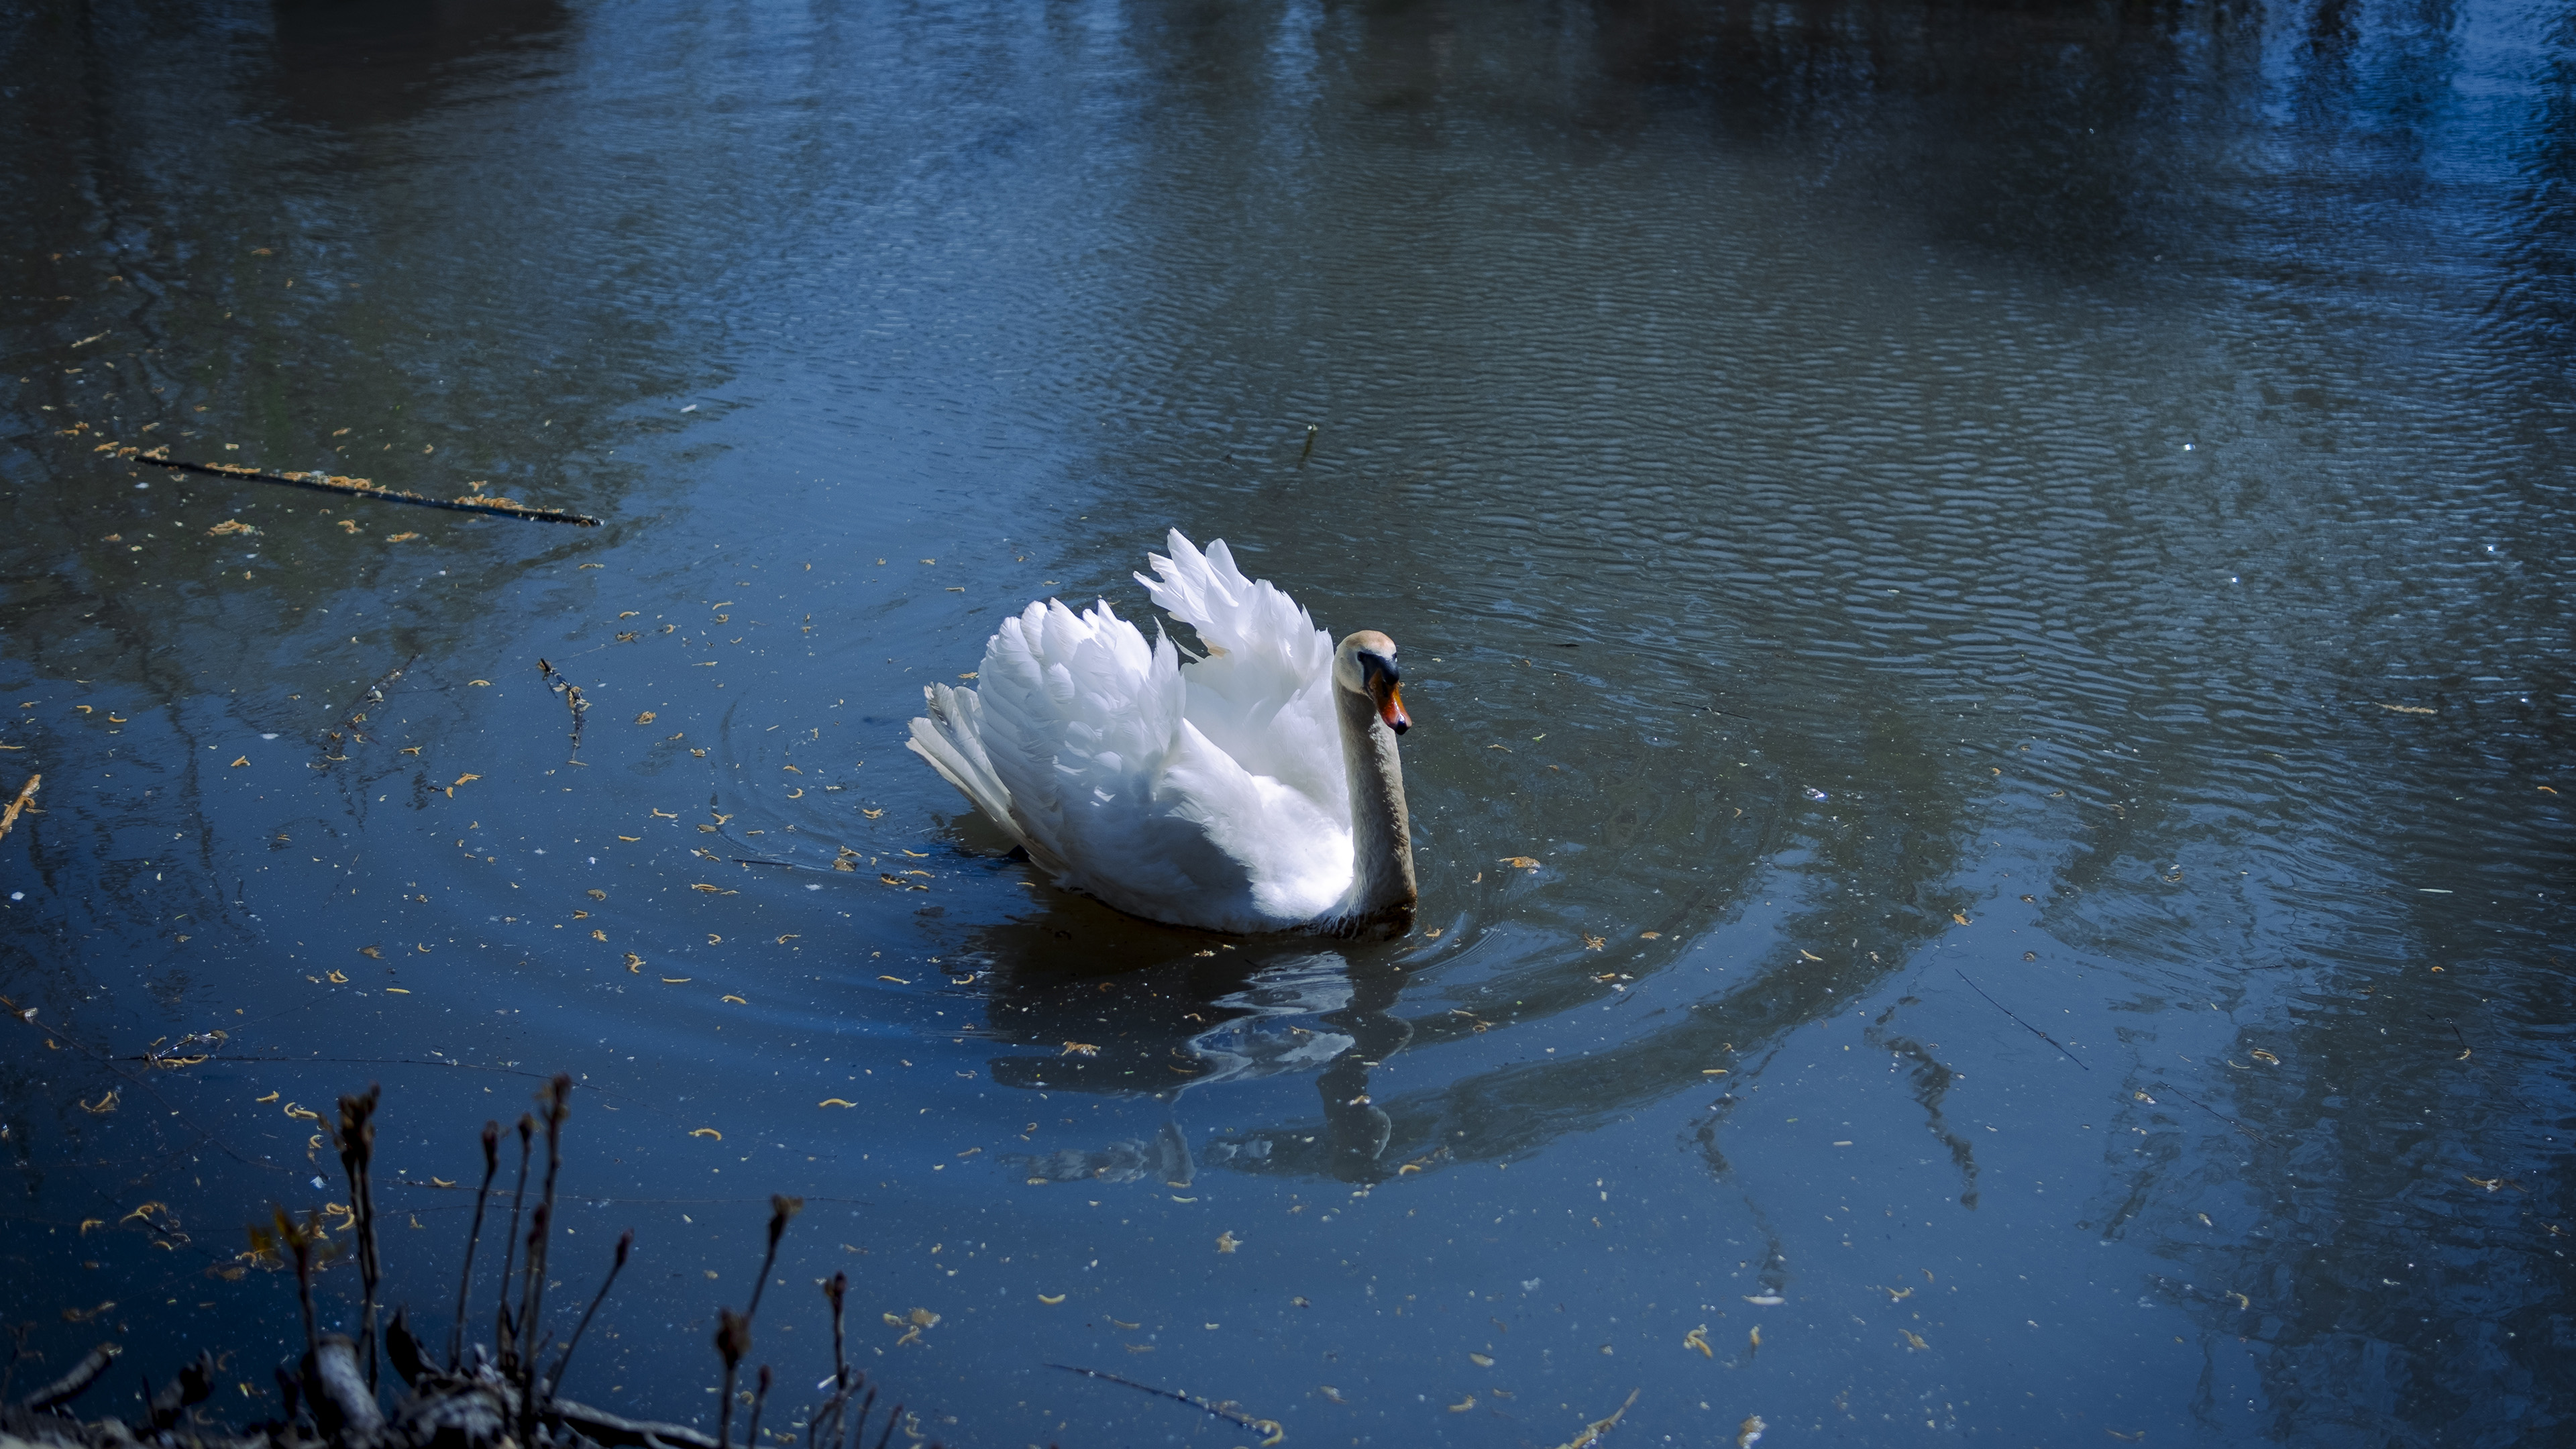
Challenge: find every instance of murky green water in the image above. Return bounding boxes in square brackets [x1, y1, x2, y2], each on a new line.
[5, 0, 2570, 1442]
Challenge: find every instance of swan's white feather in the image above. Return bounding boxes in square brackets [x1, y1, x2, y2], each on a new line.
[907, 531, 1354, 932]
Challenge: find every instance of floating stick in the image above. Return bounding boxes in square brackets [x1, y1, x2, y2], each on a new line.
[0, 773, 38, 843]
[111, 448, 600, 526]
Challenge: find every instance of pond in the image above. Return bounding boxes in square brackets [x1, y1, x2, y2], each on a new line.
[3, 0, 2569, 1443]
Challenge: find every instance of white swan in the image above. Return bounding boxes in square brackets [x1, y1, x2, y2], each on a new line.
[906, 531, 1417, 936]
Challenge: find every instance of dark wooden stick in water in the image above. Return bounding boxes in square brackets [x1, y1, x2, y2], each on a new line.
[112, 448, 601, 526]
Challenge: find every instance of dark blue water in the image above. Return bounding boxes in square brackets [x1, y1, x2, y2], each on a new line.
[3, 0, 2570, 1443]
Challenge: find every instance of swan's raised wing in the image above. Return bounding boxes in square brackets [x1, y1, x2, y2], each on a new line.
[1135, 531, 1346, 820]
[912, 596, 1343, 930]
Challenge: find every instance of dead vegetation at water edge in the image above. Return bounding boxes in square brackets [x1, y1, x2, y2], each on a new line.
[0, 1077, 955, 1449]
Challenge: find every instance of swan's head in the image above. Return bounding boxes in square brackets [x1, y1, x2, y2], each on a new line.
[1334, 631, 1409, 735]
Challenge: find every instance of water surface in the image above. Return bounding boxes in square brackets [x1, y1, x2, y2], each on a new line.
[3, 0, 2570, 1443]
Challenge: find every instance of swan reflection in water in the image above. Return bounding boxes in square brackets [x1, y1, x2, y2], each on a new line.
[985, 948, 1414, 1188]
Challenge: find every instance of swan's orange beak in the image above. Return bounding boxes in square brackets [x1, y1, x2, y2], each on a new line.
[1374, 680, 1409, 735]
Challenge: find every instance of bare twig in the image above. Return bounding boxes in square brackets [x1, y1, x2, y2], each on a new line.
[494, 1115, 535, 1366]
[746, 1364, 773, 1449]
[714, 1309, 749, 1449]
[2153, 1081, 2269, 1145]
[451, 1119, 502, 1370]
[514, 1204, 550, 1441]
[824, 1272, 849, 1394]
[549, 1228, 633, 1396]
[1955, 969, 2086, 1069]
[846, 1386, 878, 1449]
[0, 773, 38, 843]
[517, 1073, 574, 1434]
[111, 448, 600, 526]
[744, 1195, 801, 1327]
[276, 1208, 325, 1361]
[1046, 1362, 1283, 1444]
[333, 1085, 384, 1389]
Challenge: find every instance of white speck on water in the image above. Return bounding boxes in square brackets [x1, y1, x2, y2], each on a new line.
[8, 892, 20, 902]
[805, 883, 823, 891]
[588, 856, 598, 865]
[310, 1175, 326, 1189]
[682, 404, 699, 413]
[261, 733, 278, 739]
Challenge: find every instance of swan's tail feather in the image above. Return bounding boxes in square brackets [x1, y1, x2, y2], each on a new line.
[908, 683, 1068, 875]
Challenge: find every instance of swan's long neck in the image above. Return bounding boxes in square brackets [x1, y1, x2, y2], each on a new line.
[1336, 684, 1417, 934]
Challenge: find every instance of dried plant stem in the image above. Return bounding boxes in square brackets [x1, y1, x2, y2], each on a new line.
[714, 1309, 749, 1449]
[334, 1085, 384, 1389]
[825, 1272, 849, 1393]
[745, 1195, 802, 1326]
[745, 1365, 773, 1449]
[450, 1120, 502, 1370]
[494, 1115, 535, 1365]
[549, 1226, 633, 1399]
[282, 1209, 322, 1362]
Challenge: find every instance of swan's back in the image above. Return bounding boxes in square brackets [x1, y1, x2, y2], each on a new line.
[908, 532, 1353, 932]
